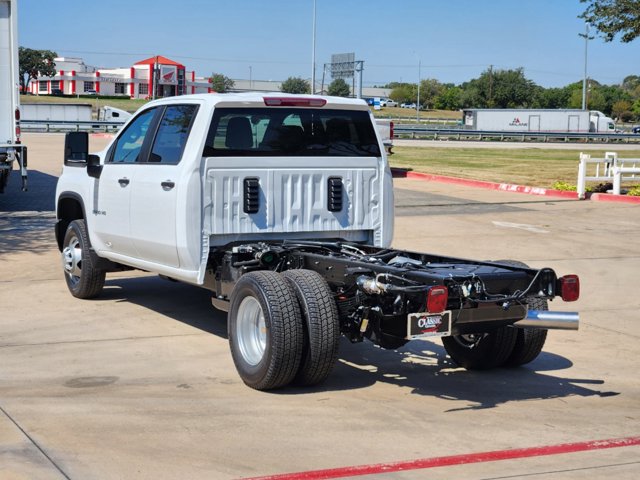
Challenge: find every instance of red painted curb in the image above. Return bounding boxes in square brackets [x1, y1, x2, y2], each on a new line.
[590, 192, 640, 204]
[240, 436, 640, 480]
[401, 170, 640, 203]
[404, 171, 579, 199]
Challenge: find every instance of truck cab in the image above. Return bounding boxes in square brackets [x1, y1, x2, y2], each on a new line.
[589, 110, 616, 133]
[56, 93, 395, 285]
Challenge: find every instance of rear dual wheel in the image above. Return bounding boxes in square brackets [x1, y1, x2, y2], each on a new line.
[228, 269, 340, 390]
[443, 259, 548, 370]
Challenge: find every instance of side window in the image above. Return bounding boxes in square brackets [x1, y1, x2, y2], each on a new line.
[111, 109, 156, 163]
[149, 105, 199, 164]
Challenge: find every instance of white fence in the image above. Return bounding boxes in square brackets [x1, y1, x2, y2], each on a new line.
[577, 152, 640, 199]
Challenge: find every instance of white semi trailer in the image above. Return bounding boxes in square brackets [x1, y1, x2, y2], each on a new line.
[0, 0, 27, 192]
[462, 109, 615, 134]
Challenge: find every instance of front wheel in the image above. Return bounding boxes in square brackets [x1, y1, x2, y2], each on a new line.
[61, 219, 105, 299]
[228, 271, 303, 390]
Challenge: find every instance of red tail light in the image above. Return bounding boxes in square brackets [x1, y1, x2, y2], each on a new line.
[15, 126, 21, 141]
[263, 97, 326, 107]
[390, 121, 394, 138]
[15, 108, 20, 121]
[426, 286, 448, 313]
[558, 275, 580, 302]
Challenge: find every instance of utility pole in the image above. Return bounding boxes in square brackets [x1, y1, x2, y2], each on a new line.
[488, 64, 493, 107]
[416, 59, 421, 121]
[579, 23, 594, 110]
[311, 0, 317, 94]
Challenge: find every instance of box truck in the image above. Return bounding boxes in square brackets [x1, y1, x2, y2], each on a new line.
[0, 0, 27, 192]
[462, 109, 615, 134]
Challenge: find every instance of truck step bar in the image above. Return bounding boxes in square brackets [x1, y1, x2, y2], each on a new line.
[514, 310, 579, 330]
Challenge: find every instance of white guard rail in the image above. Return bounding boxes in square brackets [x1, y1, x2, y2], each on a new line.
[577, 152, 640, 199]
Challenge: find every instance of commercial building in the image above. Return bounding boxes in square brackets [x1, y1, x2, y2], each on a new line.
[28, 55, 211, 98]
[28, 55, 390, 99]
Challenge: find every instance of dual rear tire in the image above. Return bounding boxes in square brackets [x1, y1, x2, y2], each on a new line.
[442, 260, 549, 370]
[228, 269, 340, 390]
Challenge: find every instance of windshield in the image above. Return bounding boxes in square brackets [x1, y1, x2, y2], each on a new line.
[203, 108, 381, 157]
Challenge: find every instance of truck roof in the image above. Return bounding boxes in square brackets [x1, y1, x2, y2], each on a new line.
[142, 92, 372, 111]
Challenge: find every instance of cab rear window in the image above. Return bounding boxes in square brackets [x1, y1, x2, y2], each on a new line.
[203, 108, 380, 157]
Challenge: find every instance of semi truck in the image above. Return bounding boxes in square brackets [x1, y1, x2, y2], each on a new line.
[21, 102, 92, 122]
[56, 93, 580, 391]
[0, 0, 27, 193]
[462, 109, 615, 133]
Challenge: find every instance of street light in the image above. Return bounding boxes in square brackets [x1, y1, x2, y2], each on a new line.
[416, 59, 421, 121]
[311, 0, 317, 94]
[579, 22, 594, 110]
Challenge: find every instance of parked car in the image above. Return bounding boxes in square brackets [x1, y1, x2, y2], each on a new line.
[400, 102, 416, 109]
[384, 99, 398, 107]
[632, 126, 640, 134]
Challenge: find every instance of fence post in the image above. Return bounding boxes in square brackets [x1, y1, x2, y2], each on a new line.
[613, 167, 622, 195]
[604, 151, 618, 177]
[577, 152, 588, 199]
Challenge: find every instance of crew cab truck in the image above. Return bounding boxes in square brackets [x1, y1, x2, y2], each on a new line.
[0, 0, 27, 193]
[56, 93, 580, 391]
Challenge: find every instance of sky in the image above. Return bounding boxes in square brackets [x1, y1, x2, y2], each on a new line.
[17, 0, 640, 88]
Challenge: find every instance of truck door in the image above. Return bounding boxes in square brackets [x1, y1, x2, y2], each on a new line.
[129, 104, 199, 268]
[92, 108, 157, 259]
[528, 115, 540, 132]
[568, 115, 580, 132]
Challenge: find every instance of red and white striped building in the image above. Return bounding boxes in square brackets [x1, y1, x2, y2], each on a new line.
[28, 55, 211, 98]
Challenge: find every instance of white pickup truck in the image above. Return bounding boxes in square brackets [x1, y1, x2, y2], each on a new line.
[56, 93, 580, 390]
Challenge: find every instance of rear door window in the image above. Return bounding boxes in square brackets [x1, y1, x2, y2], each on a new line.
[203, 108, 380, 157]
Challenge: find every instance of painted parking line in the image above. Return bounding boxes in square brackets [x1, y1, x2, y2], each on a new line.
[240, 436, 640, 480]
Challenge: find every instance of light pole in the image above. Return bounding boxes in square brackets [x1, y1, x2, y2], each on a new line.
[579, 22, 594, 110]
[416, 59, 421, 121]
[311, 0, 317, 94]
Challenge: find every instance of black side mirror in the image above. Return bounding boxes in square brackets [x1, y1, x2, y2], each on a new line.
[87, 154, 103, 179]
[64, 132, 89, 166]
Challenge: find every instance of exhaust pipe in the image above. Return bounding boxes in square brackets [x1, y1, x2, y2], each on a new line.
[514, 310, 579, 330]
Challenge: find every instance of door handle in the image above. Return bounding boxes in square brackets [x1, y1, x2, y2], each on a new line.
[118, 177, 130, 187]
[161, 181, 175, 190]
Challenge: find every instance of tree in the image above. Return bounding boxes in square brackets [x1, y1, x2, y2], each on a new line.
[460, 68, 538, 108]
[580, 0, 640, 42]
[419, 78, 445, 109]
[611, 99, 634, 120]
[434, 86, 462, 110]
[208, 73, 234, 93]
[389, 83, 416, 104]
[19, 47, 57, 91]
[327, 78, 350, 97]
[280, 77, 310, 94]
[532, 87, 571, 109]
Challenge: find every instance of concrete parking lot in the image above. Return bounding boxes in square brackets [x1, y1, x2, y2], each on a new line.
[1, 133, 639, 479]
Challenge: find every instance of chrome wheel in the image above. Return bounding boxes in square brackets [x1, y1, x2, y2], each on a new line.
[62, 235, 82, 287]
[236, 296, 267, 366]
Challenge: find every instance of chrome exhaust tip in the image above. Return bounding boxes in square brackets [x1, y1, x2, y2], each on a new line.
[514, 310, 579, 331]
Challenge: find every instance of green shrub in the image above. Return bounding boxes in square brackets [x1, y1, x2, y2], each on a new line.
[553, 181, 577, 191]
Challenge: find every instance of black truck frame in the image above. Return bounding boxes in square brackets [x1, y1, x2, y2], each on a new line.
[204, 240, 579, 390]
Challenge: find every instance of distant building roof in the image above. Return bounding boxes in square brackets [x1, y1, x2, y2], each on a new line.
[134, 55, 185, 68]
